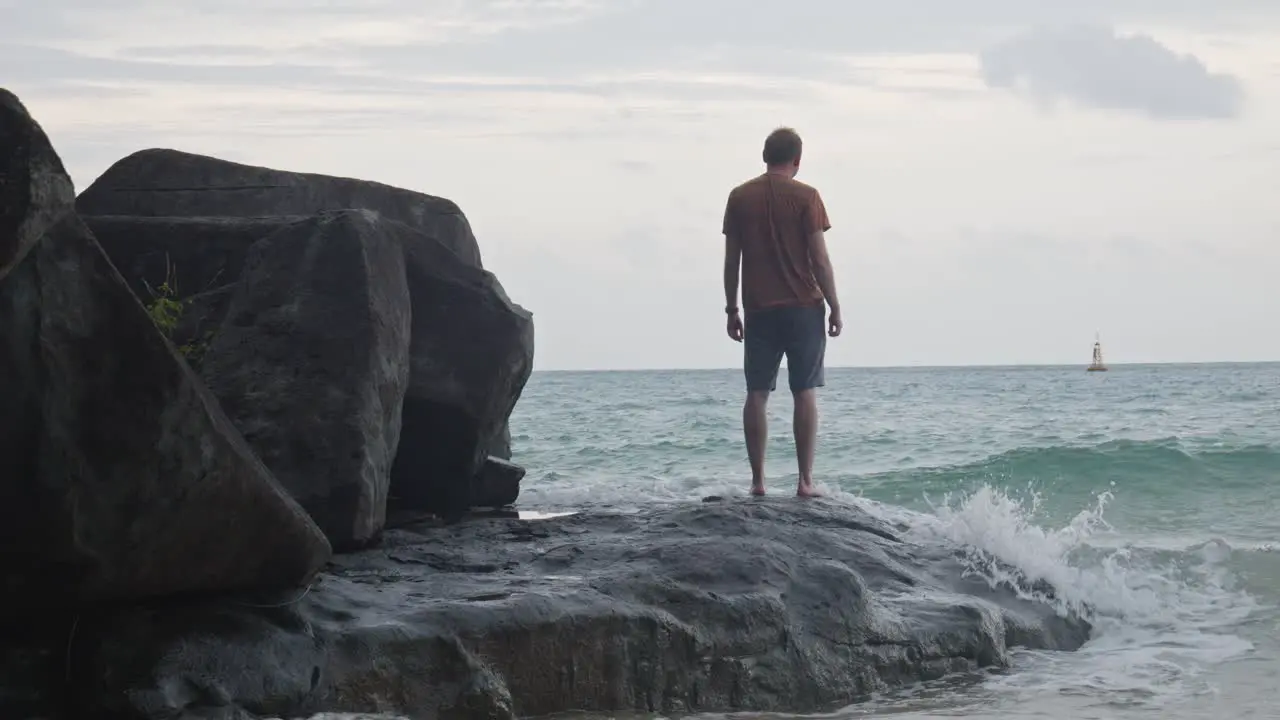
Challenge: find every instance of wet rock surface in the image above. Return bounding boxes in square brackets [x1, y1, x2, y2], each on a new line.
[69, 499, 1091, 719]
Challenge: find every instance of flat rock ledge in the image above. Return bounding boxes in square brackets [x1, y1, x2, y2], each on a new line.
[280, 716, 410, 720]
[36, 498, 1091, 719]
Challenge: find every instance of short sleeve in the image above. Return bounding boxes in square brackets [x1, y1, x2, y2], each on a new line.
[804, 189, 831, 234]
[722, 192, 737, 236]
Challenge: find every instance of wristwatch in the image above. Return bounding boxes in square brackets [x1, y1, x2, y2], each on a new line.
[725, 305, 739, 314]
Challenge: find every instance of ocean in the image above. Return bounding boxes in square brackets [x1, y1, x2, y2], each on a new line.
[508, 363, 1280, 719]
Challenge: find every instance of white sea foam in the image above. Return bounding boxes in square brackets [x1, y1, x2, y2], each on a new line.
[840, 484, 1264, 709]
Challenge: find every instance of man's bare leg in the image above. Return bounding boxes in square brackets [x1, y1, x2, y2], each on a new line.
[744, 390, 770, 495]
[793, 389, 821, 497]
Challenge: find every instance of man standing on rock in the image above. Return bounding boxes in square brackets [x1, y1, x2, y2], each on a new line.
[722, 127, 842, 498]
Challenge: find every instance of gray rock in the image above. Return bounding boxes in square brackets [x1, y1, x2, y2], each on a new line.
[0, 89, 75, 281]
[192, 208, 531, 539]
[76, 148, 483, 268]
[80, 215, 304, 372]
[0, 626, 60, 720]
[72, 499, 1092, 719]
[201, 210, 412, 550]
[0, 211, 332, 607]
[0, 94, 331, 610]
[82, 214, 303, 301]
[388, 218, 534, 520]
[76, 150, 534, 518]
[488, 422, 512, 461]
[471, 457, 524, 509]
[172, 283, 236, 369]
[289, 716, 410, 720]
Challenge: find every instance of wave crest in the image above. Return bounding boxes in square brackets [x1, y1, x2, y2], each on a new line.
[838, 483, 1261, 705]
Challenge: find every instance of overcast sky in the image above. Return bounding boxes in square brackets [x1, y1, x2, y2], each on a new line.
[5, 1, 1278, 369]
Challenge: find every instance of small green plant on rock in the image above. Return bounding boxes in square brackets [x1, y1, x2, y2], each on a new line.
[143, 258, 209, 362]
[146, 283, 184, 336]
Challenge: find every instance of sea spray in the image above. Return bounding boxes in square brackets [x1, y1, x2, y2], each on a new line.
[916, 485, 1116, 618]
[873, 483, 1259, 704]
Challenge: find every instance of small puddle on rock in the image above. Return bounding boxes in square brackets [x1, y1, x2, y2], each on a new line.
[518, 510, 578, 521]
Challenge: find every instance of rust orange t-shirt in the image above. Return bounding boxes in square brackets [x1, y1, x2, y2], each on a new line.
[722, 173, 831, 313]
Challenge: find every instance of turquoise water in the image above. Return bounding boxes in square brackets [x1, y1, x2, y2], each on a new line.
[510, 364, 1280, 719]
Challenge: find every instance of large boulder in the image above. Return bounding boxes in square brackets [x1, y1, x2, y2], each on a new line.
[83, 214, 302, 301]
[0, 92, 331, 611]
[201, 210, 412, 550]
[77, 151, 533, 513]
[66, 499, 1092, 719]
[196, 209, 532, 526]
[76, 148, 483, 268]
[0, 89, 75, 280]
[388, 217, 533, 519]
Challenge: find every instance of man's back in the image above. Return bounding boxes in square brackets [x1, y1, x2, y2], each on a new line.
[721, 126, 841, 498]
[723, 174, 830, 313]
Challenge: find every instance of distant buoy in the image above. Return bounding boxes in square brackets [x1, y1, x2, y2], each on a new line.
[1087, 333, 1108, 372]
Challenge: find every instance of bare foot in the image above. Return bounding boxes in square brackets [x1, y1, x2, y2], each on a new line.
[750, 483, 767, 496]
[796, 483, 822, 498]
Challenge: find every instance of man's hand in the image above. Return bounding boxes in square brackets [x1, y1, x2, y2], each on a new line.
[828, 306, 843, 337]
[727, 311, 744, 342]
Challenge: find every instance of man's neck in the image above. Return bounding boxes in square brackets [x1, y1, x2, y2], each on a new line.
[764, 166, 794, 178]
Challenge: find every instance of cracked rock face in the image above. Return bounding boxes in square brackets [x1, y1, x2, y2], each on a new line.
[70, 498, 1091, 719]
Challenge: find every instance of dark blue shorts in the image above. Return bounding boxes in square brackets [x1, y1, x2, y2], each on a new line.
[743, 303, 827, 393]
